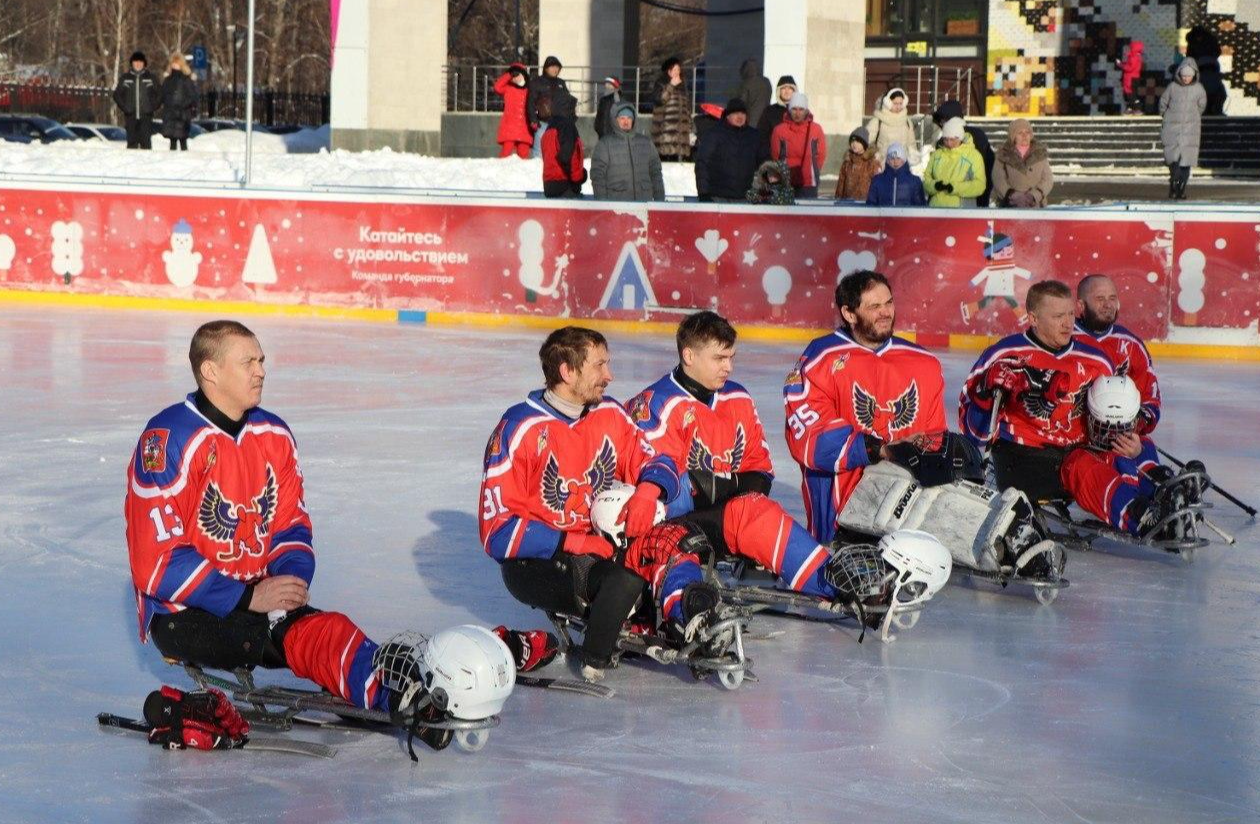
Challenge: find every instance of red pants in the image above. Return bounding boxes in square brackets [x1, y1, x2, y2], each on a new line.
[500, 141, 531, 159]
[1060, 440, 1160, 535]
[282, 611, 386, 710]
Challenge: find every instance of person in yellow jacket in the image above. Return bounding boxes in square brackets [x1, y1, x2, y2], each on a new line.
[923, 117, 986, 207]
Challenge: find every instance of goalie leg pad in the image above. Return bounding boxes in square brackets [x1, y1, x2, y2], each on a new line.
[836, 462, 1019, 572]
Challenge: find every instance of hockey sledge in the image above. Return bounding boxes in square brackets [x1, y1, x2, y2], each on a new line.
[546, 605, 759, 691]
[178, 662, 501, 755]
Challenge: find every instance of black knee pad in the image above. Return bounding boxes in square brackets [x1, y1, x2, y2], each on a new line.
[676, 501, 731, 560]
[501, 557, 586, 615]
[993, 440, 1069, 502]
[149, 608, 277, 671]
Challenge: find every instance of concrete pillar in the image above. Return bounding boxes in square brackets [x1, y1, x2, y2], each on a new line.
[765, 0, 865, 172]
[702, 2, 765, 106]
[330, 0, 445, 154]
[538, 0, 624, 114]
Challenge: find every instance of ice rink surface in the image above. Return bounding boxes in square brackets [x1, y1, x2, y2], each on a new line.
[2, 307, 1258, 824]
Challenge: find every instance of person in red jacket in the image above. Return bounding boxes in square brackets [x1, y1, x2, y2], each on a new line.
[493, 62, 533, 158]
[770, 91, 827, 198]
[538, 96, 587, 198]
[1117, 40, 1145, 114]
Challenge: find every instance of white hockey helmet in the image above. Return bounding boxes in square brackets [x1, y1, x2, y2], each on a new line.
[419, 625, 516, 720]
[879, 529, 952, 609]
[590, 480, 666, 550]
[1086, 375, 1141, 448]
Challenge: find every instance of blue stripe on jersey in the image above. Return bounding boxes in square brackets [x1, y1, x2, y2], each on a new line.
[639, 453, 681, 504]
[660, 558, 704, 623]
[347, 636, 389, 710]
[154, 545, 246, 617]
[267, 525, 315, 583]
[809, 425, 867, 473]
[486, 516, 563, 562]
[802, 469, 839, 545]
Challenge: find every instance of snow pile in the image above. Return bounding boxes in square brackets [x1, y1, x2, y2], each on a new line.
[0, 138, 700, 196]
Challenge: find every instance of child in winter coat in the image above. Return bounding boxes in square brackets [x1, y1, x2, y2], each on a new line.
[746, 160, 795, 205]
[537, 97, 587, 198]
[493, 63, 533, 158]
[835, 127, 882, 200]
[865, 143, 926, 207]
[923, 117, 986, 207]
[1117, 41, 1145, 114]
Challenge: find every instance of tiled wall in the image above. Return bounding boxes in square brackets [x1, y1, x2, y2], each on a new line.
[1183, 0, 1260, 114]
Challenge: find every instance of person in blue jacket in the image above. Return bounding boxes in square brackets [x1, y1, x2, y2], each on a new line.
[865, 143, 926, 206]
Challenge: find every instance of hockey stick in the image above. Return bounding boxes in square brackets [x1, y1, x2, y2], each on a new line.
[1155, 446, 1257, 519]
[96, 712, 337, 758]
[987, 388, 1004, 441]
[516, 674, 615, 699]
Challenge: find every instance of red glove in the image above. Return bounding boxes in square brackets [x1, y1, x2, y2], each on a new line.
[617, 483, 663, 539]
[563, 531, 615, 559]
[984, 360, 1031, 399]
[1043, 369, 1070, 402]
[144, 686, 250, 751]
[1135, 408, 1157, 436]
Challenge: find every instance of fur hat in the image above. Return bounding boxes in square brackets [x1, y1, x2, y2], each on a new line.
[942, 117, 966, 140]
[788, 91, 809, 111]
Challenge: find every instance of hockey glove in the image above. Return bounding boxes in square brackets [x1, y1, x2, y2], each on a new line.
[1024, 367, 1069, 402]
[1136, 407, 1157, 436]
[617, 483, 663, 539]
[563, 531, 615, 559]
[493, 625, 560, 673]
[982, 359, 1031, 399]
[862, 433, 885, 465]
[143, 686, 250, 751]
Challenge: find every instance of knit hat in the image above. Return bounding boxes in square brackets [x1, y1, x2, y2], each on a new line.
[723, 97, 749, 118]
[603, 76, 621, 89]
[788, 91, 809, 111]
[543, 55, 562, 70]
[776, 75, 797, 90]
[1008, 118, 1032, 138]
[849, 127, 870, 149]
[886, 142, 907, 161]
[1178, 61, 1196, 78]
[614, 102, 636, 121]
[942, 117, 966, 140]
[130, 51, 147, 65]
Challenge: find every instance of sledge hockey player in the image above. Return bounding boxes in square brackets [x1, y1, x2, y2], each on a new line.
[627, 310, 948, 613]
[126, 320, 527, 754]
[1072, 274, 1161, 434]
[958, 280, 1197, 543]
[478, 326, 729, 679]
[786, 270, 1063, 584]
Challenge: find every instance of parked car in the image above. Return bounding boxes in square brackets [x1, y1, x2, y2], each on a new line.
[195, 118, 274, 134]
[66, 122, 127, 142]
[0, 114, 78, 144]
[151, 119, 206, 139]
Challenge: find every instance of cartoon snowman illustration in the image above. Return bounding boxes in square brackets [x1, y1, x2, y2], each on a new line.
[960, 221, 1031, 325]
[162, 219, 202, 288]
[50, 221, 84, 285]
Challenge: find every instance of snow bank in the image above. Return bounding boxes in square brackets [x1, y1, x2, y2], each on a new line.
[0, 137, 700, 196]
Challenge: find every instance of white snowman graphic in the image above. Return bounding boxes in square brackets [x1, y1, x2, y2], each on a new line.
[0, 234, 15, 271]
[51, 221, 84, 285]
[162, 219, 202, 288]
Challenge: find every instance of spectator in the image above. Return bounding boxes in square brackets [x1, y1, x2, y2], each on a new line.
[692, 102, 726, 147]
[992, 119, 1053, 207]
[770, 92, 826, 199]
[595, 76, 621, 141]
[652, 57, 693, 162]
[865, 143, 927, 207]
[736, 58, 772, 127]
[923, 117, 985, 207]
[695, 97, 766, 202]
[112, 51, 160, 150]
[756, 75, 797, 152]
[528, 56, 575, 157]
[932, 100, 994, 207]
[159, 52, 198, 152]
[1186, 26, 1226, 115]
[591, 102, 664, 202]
[537, 96, 586, 199]
[746, 160, 794, 205]
[834, 126, 881, 201]
[1160, 58, 1206, 200]
[1116, 40, 1145, 114]
[493, 62, 533, 158]
[865, 87, 918, 164]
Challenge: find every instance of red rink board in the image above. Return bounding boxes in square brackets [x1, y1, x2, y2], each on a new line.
[0, 185, 1255, 342]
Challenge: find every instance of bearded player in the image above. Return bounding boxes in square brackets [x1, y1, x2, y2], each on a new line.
[1073, 274, 1161, 437]
[788, 271, 1062, 580]
[126, 320, 548, 752]
[479, 326, 725, 678]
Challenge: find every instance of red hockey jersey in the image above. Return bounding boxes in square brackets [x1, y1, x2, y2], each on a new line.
[960, 331, 1114, 449]
[479, 390, 680, 562]
[1073, 320, 1161, 432]
[125, 395, 314, 640]
[784, 330, 947, 539]
[628, 370, 773, 516]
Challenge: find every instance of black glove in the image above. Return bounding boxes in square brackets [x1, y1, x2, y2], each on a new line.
[941, 182, 954, 193]
[934, 180, 947, 192]
[862, 433, 884, 465]
[689, 467, 738, 507]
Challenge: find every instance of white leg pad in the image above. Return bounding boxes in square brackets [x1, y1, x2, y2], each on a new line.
[837, 463, 1022, 572]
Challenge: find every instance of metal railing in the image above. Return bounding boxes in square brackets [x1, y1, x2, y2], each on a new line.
[0, 82, 328, 127]
[443, 64, 741, 116]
